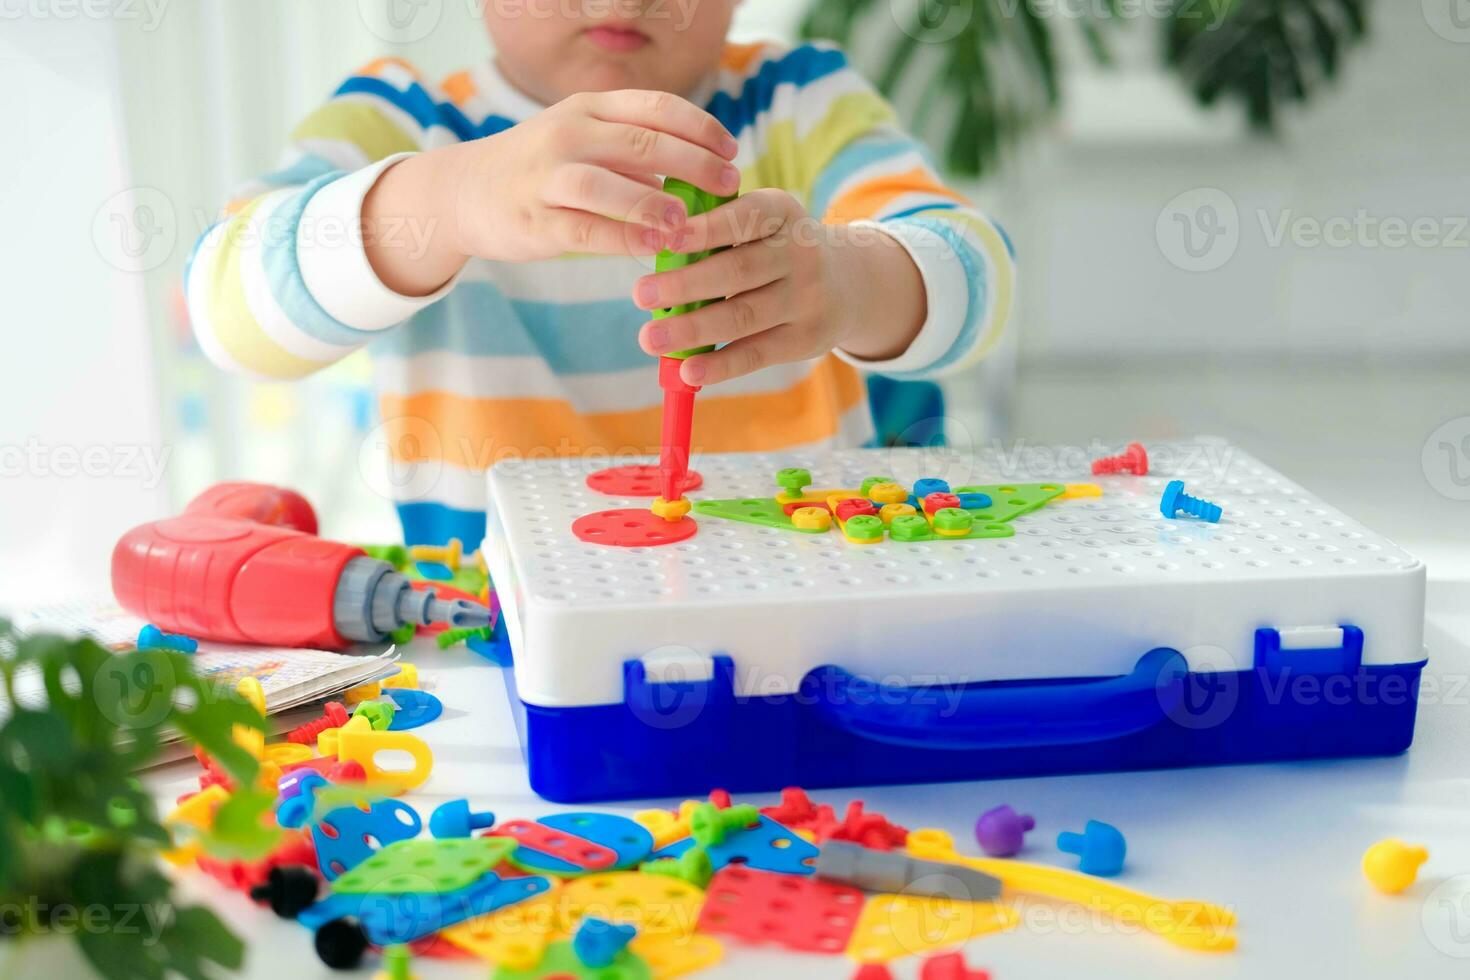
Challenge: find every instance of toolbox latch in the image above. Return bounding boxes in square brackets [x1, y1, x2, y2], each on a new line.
[623, 652, 735, 726]
[1254, 625, 1364, 675]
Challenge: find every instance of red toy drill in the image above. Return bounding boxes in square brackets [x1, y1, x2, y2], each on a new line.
[112, 482, 490, 649]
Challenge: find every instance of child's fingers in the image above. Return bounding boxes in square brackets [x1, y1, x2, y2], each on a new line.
[678, 327, 801, 386]
[543, 164, 687, 232]
[638, 280, 789, 358]
[676, 189, 804, 253]
[585, 121, 740, 200]
[544, 209, 665, 256]
[633, 240, 787, 312]
[583, 89, 739, 160]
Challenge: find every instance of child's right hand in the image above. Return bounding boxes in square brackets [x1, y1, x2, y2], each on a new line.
[444, 90, 740, 262]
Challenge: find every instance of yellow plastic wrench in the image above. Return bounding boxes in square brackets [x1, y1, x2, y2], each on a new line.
[906, 828, 1237, 953]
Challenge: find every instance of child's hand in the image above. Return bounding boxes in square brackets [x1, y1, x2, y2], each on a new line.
[446, 90, 739, 261]
[632, 190, 927, 386]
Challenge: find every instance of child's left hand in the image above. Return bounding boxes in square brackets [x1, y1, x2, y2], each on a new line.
[632, 190, 927, 386]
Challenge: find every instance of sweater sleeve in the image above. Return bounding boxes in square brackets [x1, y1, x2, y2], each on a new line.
[183, 58, 466, 380]
[749, 45, 1017, 381]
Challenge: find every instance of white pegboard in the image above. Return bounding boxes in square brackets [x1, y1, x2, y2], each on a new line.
[485, 440, 1426, 708]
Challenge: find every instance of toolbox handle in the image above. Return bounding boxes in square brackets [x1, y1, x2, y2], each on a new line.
[801, 648, 1188, 750]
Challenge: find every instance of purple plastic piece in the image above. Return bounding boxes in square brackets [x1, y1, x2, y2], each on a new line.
[975, 804, 1035, 857]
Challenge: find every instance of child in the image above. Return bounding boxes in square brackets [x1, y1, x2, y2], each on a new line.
[185, 2, 1015, 549]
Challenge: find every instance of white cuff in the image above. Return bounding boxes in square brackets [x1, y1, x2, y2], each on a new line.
[296, 152, 459, 332]
[835, 219, 969, 375]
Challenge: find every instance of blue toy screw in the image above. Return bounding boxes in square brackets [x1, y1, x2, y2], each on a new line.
[572, 917, 637, 968]
[137, 624, 198, 653]
[1057, 820, 1126, 876]
[428, 799, 496, 839]
[913, 477, 951, 499]
[1159, 480, 1222, 523]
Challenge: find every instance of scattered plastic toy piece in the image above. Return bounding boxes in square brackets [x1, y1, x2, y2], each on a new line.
[639, 846, 713, 888]
[844, 514, 885, 545]
[792, 506, 834, 531]
[430, 799, 497, 839]
[975, 804, 1034, 857]
[385, 688, 443, 730]
[573, 508, 698, 547]
[491, 937, 651, 980]
[375, 944, 417, 980]
[651, 496, 693, 522]
[335, 727, 435, 794]
[851, 966, 894, 980]
[382, 664, 420, 689]
[439, 885, 562, 969]
[496, 813, 653, 875]
[137, 623, 198, 653]
[410, 538, 463, 571]
[815, 840, 1001, 901]
[573, 918, 638, 968]
[1160, 480, 1222, 523]
[776, 468, 813, 501]
[312, 797, 423, 881]
[1057, 820, 1126, 877]
[438, 625, 494, 649]
[247, 862, 322, 918]
[657, 814, 818, 875]
[690, 802, 760, 846]
[1362, 838, 1428, 894]
[629, 933, 723, 980]
[558, 872, 705, 941]
[288, 701, 349, 745]
[333, 836, 517, 895]
[920, 950, 991, 980]
[846, 893, 1017, 963]
[199, 828, 317, 898]
[587, 464, 701, 497]
[912, 478, 950, 498]
[697, 866, 862, 954]
[353, 700, 396, 731]
[1092, 442, 1149, 476]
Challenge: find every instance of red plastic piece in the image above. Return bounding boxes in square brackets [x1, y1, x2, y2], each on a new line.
[657, 355, 701, 504]
[835, 499, 878, 523]
[922, 492, 962, 516]
[287, 701, 349, 745]
[708, 788, 732, 809]
[1091, 441, 1149, 476]
[197, 829, 318, 895]
[183, 481, 319, 534]
[572, 508, 697, 548]
[760, 788, 907, 850]
[485, 819, 619, 870]
[587, 464, 702, 498]
[697, 866, 862, 954]
[831, 801, 908, 851]
[852, 967, 895, 980]
[280, 756, 368, 783]
[920, 951, 991, 980]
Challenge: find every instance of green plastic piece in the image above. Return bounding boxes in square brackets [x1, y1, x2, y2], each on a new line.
[389, 622, 417, 646]
[437, 625, 495, 650]
[493, 940, 651, 980]
[953, 482, 1067, 524]
[932, 508, 974, 534]
[845, 514, 884, 542]
[692, 497, 825, 533]
[331, 836, 517, 896]
[360, 544, 410, 569]
[860, 476, 898, 496]
[352, 701, 396, 731]
[889, 514, 933, 542]
[639, 846, 713, 889]
[381, 945, 413, 980]
[690, 802, 760, 847]
[652, 178, 737, 358]
[776, 467, 812, 497]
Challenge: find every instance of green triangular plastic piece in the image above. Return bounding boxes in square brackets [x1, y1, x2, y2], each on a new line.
[953, 482, 1067, 524]
[331, 836, 516, 895]
[692, 496, 826, 533]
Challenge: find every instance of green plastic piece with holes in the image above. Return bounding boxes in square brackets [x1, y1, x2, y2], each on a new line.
[953, 482, 1067, 524]
[493, 939, 651, 980]
[330, 836, 517, 896]
[652, 179, 737, 359]
[692, 497, 825, 533]
[639, 846, 713, 889]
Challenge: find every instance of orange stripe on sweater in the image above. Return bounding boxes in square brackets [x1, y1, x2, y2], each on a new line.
[359, 57, 422, 81]
[440, 70, 478, 106]
[823, 168, 969, 224]
[378, 355, 865, 467]
[721, 42, 767, 71]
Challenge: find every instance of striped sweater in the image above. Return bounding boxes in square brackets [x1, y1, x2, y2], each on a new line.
[185, 42, 1016, 549]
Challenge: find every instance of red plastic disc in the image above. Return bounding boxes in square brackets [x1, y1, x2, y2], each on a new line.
[573, 508, 698, 547]
[586, 465, 702, 498]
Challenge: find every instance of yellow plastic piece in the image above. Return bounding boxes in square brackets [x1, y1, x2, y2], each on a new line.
[1362, 838, 1428, 894]
[846, 894, 1017, 963]
[262, 743, 313, 768]
[843, 527, 883, 546]
[161, 784, 230, 866]
[634, 807, 693, 850]
[233, 676, 267, 759]
[906, 829, 1237, 953]
[879, 503, 917, 525]
[411, 537, 463, 570]
[344, 681, 382, 706]
[632, 933, 724, 979]
[317, 714, 372, 756]
[336, 728, 434, 794]
[824, 491, 867, 513]
[777, 488, 846, 506]
[867, 482, 909, 505]
[382, 664, 420, 691]
[441, 887, 561, 969]
[1061, 483, 1104, 499]
[556, 872, 705, 938]
[651, 497, 693, 522]
[791, 506, 833, 531]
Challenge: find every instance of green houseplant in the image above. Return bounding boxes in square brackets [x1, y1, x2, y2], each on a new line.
[802, 0, 1369, 176]
[0, 620, 275, 979]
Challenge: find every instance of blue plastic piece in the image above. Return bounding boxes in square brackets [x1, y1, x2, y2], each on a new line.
[466, 618, 512, 666]
[505, 638, 1426, 803]
[912, 477, 951, 499]
[137, 624, 197, 653]
[652, 815, 818, 875]
[275, 771, 328, 830]
[507, 812, 653, 875]
[1254, 625, 1364, 675]
[1057, 820, 1126, 876]
[573, 918, 637, 968]
[1159, 480, 1222, 523]
[429, 800, 496, 839]
[385, 688, 444, 730]
[312, 799, 423, 881]
[298, 872, 551, 945]
[956, 492, 992, 510]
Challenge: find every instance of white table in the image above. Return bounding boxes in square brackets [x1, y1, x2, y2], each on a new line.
[147, 578, 1470, 980]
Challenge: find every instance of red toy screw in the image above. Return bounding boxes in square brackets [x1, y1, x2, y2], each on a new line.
[1091, 442, 1149, 476]
[920, 951, 990, 980]
[287, 701, 349, 745]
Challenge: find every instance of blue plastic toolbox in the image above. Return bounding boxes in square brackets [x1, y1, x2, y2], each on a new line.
[483, 442, 1427, 802]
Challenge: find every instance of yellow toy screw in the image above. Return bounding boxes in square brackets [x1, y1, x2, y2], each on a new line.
[1362, 838, 1428, 894]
